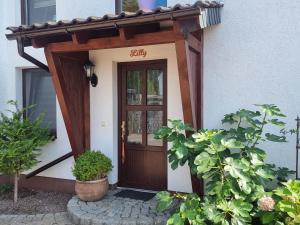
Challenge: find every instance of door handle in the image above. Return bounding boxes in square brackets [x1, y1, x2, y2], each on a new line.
[121, 121, 126, 141]
[121, 121, 126, 164]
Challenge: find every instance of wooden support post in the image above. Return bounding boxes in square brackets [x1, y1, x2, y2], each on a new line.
[175, 38, 197, 128]
[45, 49, 90, 158]
[174, 19, 204, 196]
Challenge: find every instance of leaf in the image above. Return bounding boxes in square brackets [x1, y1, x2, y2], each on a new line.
[194, 152, 215, 174]
[184, 140, 197, 148]
[268, 119, 286, 127]
[274, 222, 285, 225]
[224, 165, 244, 179]
[175, 146, 188, 159]
[207, 143, 226, 153]
[221, 139, 244, 149]
[237, 109, 261, 119]
[154, 126, 172, 139]
[232, 199, 253, 212]
[274, 167, 295, 182]
[224, 158, 249, 180]
[257, 104, 286, 117]
[192, 130, 220, 143]
[249, 152, 264, 166]
[256, 167, 275, 180]
[277, 200, 295, 213]
[156, 191, 173, 212]
[238, 179, 252, 194]
[261, 212, 275, 224]
[179, 195, 201, 220]
[167, 213, 185, 225]
[265, 133, 286, 142]
[222, 113, 237, 125]
[294, 214, 300, 223]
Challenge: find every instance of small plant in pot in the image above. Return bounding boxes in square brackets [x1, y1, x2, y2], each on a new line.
[72, 150, 112, 201]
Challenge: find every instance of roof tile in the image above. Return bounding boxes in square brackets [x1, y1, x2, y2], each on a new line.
[6, 1, 223, 33]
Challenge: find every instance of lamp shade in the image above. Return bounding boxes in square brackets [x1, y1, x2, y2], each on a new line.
[84, 61, 95, 78]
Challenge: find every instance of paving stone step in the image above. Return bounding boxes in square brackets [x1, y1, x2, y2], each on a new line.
[67, 190, 174, 225]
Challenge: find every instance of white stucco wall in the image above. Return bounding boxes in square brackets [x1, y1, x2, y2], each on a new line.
[0, 0, 117, 180]
[204, 0, 300, 173]
[90, 44, 192, 193]
[0, 0, 299, 191]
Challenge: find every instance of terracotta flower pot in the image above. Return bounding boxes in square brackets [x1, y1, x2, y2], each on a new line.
[75, 177, 109, 202]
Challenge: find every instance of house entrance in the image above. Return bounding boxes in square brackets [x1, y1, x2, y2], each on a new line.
[118, 59, 167, 191]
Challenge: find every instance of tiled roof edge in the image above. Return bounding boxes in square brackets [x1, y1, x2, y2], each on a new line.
[7, 1, 223, 33]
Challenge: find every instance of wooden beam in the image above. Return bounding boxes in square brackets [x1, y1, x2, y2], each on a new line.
[187, 34, 201, 53]
[72, 31, 90, 45]
[32, 38, 49, 48]
[173, 17, 201, 40]
[175, 22, 204, 196]
[173, 18, 203, 128]
[44, 49, 90, 158]
[119, 27, 134, 41]
[175, 38, 196, 128]
[47, 30, 176, 53]
[196, 30, 204, 129]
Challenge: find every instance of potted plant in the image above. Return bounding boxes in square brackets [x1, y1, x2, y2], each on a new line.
[72, 150, 112, 201]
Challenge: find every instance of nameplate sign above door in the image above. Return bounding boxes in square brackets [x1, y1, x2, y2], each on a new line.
[130, 49, 147, 58]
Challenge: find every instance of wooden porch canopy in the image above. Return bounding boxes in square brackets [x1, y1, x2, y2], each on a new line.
[6, 0, 223, 192]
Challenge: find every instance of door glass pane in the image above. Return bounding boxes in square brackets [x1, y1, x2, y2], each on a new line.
[127, 111, 142, 144]
[147, 111, 163, 146]
[127, 71, 142, 105]
[147, 70, 163, 105]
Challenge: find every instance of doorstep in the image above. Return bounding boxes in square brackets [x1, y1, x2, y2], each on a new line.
[67, 189, 176, 225]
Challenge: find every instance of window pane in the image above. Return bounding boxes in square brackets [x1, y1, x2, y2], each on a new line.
[23, 69, 56, 134]
[147, 111, 163, 146]
[122, 0, 167, 12]
[127, 111, 142, 144]
[27, 0, 56, 24]
[147, 69, 163, 105]
[127, 70, 142, 105]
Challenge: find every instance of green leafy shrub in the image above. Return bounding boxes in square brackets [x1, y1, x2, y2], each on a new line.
[155, 104, 295, 225]
[0, 101, 51, 202]
[0, 183, 13, 194]
[259, 179, 300, 225]
[72, 150, 112, 181]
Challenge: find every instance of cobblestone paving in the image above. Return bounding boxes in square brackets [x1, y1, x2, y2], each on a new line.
[0, 212, 72, 225]
[68, 190, 175, 225]
[0, 190, 174, 225]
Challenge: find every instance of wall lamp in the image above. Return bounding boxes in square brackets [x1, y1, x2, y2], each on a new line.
[84, 60, 98, 87]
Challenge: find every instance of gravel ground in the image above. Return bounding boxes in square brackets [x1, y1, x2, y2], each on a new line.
[0, 188, 72, 215]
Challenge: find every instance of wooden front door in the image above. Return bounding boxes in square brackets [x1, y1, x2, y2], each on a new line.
[118, 59, 167, 191]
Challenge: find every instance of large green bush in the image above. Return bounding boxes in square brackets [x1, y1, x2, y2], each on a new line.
[72, 150, 112, 181]
[155, 104, 295, 225]
[259, 179, 300, 225]
[0, 101, 51, 202]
